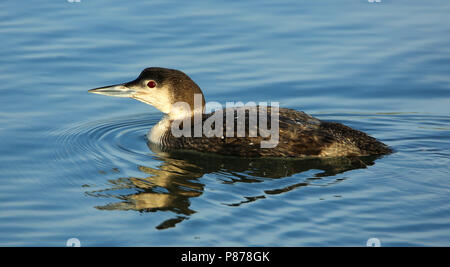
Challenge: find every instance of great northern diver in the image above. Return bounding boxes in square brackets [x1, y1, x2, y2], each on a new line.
[89, 67, 392, 158]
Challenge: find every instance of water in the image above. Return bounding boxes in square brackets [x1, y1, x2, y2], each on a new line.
[1, 0, 449, 246]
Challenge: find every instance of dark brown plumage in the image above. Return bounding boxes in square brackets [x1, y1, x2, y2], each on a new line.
[159, 107, 392, 158]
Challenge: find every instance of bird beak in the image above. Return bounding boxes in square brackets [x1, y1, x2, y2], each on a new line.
[88, 83, 137, 98]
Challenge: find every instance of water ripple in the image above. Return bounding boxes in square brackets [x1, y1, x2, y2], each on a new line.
[51, 113, 159, 170]
[2, 0, 450, 246]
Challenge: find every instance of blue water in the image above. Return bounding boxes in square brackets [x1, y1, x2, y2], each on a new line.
[1, 0, 450, 246]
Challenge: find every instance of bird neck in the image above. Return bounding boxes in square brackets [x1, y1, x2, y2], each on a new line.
[149, 93, 204, 145]
[168, 92, 205, 121]
[148, 116, 171, 145]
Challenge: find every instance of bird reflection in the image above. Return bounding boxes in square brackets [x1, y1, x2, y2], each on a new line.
[86, 142, 384, 230]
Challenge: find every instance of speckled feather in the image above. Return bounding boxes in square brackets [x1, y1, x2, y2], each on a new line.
[158, 107, 392, 158]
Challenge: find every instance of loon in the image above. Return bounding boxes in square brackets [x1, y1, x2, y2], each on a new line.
[89, 67, 392, 158]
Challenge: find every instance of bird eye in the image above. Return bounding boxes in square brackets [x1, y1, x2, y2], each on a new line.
[147, 81, 157, 88]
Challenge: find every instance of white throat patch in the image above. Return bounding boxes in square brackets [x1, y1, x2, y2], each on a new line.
[148, 116, 171, 144]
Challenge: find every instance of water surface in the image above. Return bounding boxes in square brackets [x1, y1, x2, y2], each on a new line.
[0, 0, 449, 246]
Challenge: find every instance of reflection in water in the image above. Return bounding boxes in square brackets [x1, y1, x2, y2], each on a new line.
[86, 142, 384, 230]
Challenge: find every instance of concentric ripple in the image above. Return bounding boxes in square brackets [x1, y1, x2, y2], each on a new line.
[51, 113, 161, 169]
